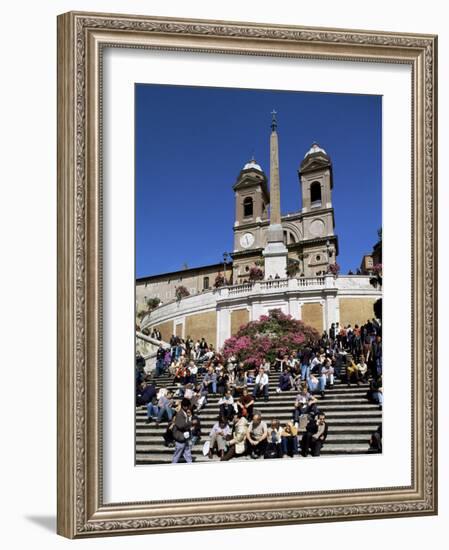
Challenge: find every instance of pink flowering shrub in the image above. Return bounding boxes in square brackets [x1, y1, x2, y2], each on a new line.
[214, 273, 226, 288]
[249, 266, 264, 281]
[327, 263, 340, 276]
[175, 285, 190, 300]
[222, 308, 320, 369]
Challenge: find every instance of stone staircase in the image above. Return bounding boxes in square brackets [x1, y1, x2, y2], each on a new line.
[135, 367, 381, 464]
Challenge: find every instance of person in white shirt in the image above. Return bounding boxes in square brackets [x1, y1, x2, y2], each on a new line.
[187, 361, 198, 384]
[218, 389, 235, 421]
[208, 418, 231, 459]
[252, 367, 269, 401]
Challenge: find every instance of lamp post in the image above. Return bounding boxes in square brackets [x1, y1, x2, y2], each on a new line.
[223, 252, 230, 285]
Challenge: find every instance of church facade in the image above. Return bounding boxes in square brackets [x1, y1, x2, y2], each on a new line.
[231, 140, 338, 283]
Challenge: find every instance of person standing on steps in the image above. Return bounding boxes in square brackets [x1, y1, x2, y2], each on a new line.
[155, 345, 166, 377]
[172, 398, 193, 463]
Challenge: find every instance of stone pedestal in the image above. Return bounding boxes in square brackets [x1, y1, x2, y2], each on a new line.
[263, 223, 288, 279]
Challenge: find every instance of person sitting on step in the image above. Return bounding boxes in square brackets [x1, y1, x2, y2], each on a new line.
[218, 389, 236, 422]
[300, 412, 328, 457]
[306, 373, 327, 398]
[208, 417, 232, 459]
[367, 424, 382, 453]
[278, 367, 294, 392]
[221, 416, 249, 461]
[202, 366, 217, 395]
[216, 365, 230, 395]
[281, 421, 299, 457]
[367, 376, 383, 410]
[346, 357, 363, 386]
[356, 355, 369, 383]
[233, 366, 248, 398]
[292, 385, 311, 424]
[155, 390, 175, 425]
[265, 420, 283, 459]
[236, 388, 254, 421]
[137, 379, 157, 407]
[162, 418, 176, 448]
[191, 383, 207, 412]
[245, 413, 268, 459]
[320, 358, 335, 388]
[252, 367, 269, 401]
[190, 414, 202, 447]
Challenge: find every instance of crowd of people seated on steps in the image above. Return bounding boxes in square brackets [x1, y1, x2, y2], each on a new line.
[135, 318, 382, 462]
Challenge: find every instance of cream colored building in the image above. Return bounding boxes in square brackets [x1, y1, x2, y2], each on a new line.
[141, 275, 381, 349]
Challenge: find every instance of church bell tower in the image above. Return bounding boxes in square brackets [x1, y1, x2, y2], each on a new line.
[298, 142, 338, 276]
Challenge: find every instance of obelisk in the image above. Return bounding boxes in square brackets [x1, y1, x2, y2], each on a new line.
[263, 111, 288, 279]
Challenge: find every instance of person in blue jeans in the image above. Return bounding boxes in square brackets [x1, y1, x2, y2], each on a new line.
[300, 361, 310, 381]
[252, 367, 269, 401]
[307, 373, 326, 397]
[146, 400, 159, 422]
[156, 391, 174, 424]
[202, 367, 217, 394]
[281, 421, 299, 457]
[172, 399, 193, 464]
[155, 346, 166, 377]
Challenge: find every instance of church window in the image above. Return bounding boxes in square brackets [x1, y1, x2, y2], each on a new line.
[310, 182, 322, 207]
[203, 276, 209, 290]
[243, 197, 253, 217]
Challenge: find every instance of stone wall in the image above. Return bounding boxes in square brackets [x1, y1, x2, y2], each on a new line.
[152, 320, 174, 342]
[231, 308, 250, 336]
[185, 311, 217, 349]
[301, 302, 323, 333]
[339, 297, 377, 328]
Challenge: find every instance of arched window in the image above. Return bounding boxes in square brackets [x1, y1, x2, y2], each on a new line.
[310, 182, 322, 206]
[283, 230, 297, 245]
[243, 196, 253, 217]
[203, 276, 209, 290]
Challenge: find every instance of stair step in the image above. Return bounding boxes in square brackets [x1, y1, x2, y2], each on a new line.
[136, 434, 370, 447]
[136, 424, 377, 435]
[135, 444, 371, 463]
[136, 404, 379, 415]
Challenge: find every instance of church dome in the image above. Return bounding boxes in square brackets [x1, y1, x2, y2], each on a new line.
[243, 157, 263, 172]
[304, 142, 328, 159]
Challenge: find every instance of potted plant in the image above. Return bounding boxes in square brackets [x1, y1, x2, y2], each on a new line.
[175, 285, 190, 300]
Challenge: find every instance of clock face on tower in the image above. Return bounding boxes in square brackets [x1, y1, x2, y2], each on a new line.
[240, 232, 255, 249]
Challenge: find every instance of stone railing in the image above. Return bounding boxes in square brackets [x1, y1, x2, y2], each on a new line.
[297, 276, 326, 287]
[141, 289, 217, 329]
[140, 274, 377, 330]
[214, 275, 334, 300]
[227, 282, 254, 296]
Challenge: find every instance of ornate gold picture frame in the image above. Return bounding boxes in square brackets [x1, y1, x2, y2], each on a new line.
[57, 11, 437, 538]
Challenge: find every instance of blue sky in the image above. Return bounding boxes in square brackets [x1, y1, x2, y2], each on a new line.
[135, 84, 381, 279]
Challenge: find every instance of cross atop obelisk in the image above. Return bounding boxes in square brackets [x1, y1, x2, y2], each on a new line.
[263, 110, 288, 279]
